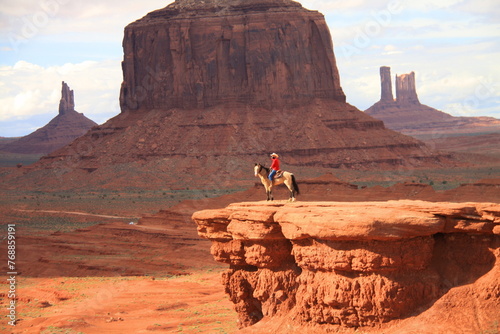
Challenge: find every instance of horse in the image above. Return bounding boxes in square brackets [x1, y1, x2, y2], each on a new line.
[254, 163, 300, 202]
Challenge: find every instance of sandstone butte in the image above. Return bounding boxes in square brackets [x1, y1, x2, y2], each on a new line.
[0, 82, 97, 155]
[8, 0, 458, 191]
[193, 200, 500, 333]
[365, 66, 500, 139]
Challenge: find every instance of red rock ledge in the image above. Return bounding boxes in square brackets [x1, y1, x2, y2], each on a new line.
[193, 201, 500, 332]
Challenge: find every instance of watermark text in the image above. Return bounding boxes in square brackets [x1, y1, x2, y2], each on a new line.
[6, 224, 17, 326]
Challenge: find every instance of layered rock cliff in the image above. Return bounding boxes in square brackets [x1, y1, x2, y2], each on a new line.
[120, 0, 345, 111]
[365, 67, 500, 138]
[193, 201, 500, 332]
[0, 82, 97, 154]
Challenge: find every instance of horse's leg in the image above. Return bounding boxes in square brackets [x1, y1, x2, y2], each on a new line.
[268, 184, 274, 201]
[284, 178, 294, 202]
[264, 183, 272, 201]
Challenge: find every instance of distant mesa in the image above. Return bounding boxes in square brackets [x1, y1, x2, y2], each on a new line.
[0, 81, 97, 155]
[365, 66, 500, 139]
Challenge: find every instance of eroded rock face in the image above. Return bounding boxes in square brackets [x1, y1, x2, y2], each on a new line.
[59, 81, 75, 115]
[120, 0, 345, 112]
[380, 66, 394, 102]
[395, 71, 419, 105]
[193, 201, 500, 330]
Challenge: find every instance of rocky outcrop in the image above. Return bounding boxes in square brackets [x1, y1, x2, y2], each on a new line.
[395, 71, 419, 105]
[58, 81, 75, 115]
[0, 82, 97, 155]
[365, 66, 500, 138]
[380, 66, 393, 102]
[193, 201, 500, 332]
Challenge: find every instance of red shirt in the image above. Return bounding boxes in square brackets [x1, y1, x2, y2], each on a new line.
[270, 158, 280, 171]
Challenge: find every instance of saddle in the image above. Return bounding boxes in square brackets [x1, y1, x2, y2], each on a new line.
[274, 170, 284, 179]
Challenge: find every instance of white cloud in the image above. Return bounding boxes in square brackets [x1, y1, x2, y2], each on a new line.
[404, 0, 465, 11]
[304, 0, 491, 15]
[301, 0, 405, 14]
[382, 44, 402, 55]
[0, 0, 169, 21]
[1, 0, 170, 47]
[0, 59, 122, 126]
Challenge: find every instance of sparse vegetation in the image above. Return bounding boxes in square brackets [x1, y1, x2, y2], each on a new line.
[6, 213, 101, 233]
[40, 326, 84, 334]
[0, 187, 246, 219]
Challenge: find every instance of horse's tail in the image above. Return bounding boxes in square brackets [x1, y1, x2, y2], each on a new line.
[292, 174, 300, 195]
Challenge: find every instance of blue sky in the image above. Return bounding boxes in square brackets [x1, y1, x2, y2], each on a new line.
[1, 0, 499, 137]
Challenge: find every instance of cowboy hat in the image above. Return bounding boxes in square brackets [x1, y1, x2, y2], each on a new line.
[270, 153, 279, 158]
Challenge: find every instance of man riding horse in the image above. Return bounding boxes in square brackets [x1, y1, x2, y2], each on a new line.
[254, 153, 299, 202]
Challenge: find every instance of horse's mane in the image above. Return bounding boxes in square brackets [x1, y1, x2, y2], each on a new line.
[260, 164, 270, 174]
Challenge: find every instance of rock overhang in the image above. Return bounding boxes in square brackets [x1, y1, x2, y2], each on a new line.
[193, 200, 500, 242]
[192, 200, 500, 329]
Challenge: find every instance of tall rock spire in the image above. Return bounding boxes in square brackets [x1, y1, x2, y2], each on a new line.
[0, 81, 96, 154]
[395, 72, 420, 104]
[58, 81, 75, 115]
[364, 67, 500, 137]
[380, 66, 394, 102]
